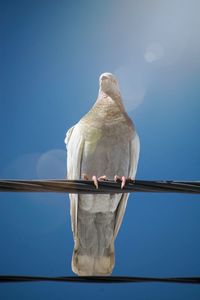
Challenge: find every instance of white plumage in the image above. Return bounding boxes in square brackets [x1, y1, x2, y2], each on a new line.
[65, 72, 140, 275]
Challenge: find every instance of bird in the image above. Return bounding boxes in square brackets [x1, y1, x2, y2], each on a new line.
[65, 72, 140, 276]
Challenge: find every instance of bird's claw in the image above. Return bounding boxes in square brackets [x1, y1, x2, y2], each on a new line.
[92, 175, 99, 189]
[98, 175, 109, 181]
[83, 174, 108, 189]
[114, 175, 134, 189]
[83, 174, 134, 189]
[92, 175, 108, 189]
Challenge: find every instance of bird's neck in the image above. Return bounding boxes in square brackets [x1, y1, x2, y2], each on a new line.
[97, 89, 125, 113]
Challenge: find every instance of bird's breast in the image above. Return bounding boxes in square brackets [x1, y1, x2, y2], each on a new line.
[79, 120, 133, 213]
[81, 121, 132, 178]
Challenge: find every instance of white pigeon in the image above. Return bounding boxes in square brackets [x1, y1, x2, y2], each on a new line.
[65, 72, 140, 276]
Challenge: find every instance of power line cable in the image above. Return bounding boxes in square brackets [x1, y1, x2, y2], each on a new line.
[0, 275, 200, 284]
[0, 179, 199, 194]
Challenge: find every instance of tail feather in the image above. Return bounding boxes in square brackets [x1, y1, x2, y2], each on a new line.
[72, 209, 116, 276]
[72, 244, 115, 276]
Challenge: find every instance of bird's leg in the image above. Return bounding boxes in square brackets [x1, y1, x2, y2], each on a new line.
[98, 175, 109, 181]
[92, 175, 99, 189]
[83, 173, 98, 188]
[114, 175, 134, 189]
[92, 175, 108, 189]
[82, 174, 108, 189]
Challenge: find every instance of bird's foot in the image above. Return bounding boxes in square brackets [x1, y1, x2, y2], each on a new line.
[92, 175, 109, 189]
[114, 175, 134, 189]
[82, 174, 108, 189]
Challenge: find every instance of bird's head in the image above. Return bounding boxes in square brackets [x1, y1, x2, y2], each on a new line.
[99, 72, 120, 95]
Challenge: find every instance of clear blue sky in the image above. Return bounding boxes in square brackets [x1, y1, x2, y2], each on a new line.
[0, 0, 200, 299]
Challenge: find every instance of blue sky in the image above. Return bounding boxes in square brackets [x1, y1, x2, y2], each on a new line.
[0, 0, 200, 299]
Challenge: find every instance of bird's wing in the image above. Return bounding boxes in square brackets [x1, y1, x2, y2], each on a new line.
[114, 133, 140, 238]
[65, 124, 85, 238]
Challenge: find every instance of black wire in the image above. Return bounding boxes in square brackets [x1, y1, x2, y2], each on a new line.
[0, 179, 199, 194]
[0, 275, 200, 284]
